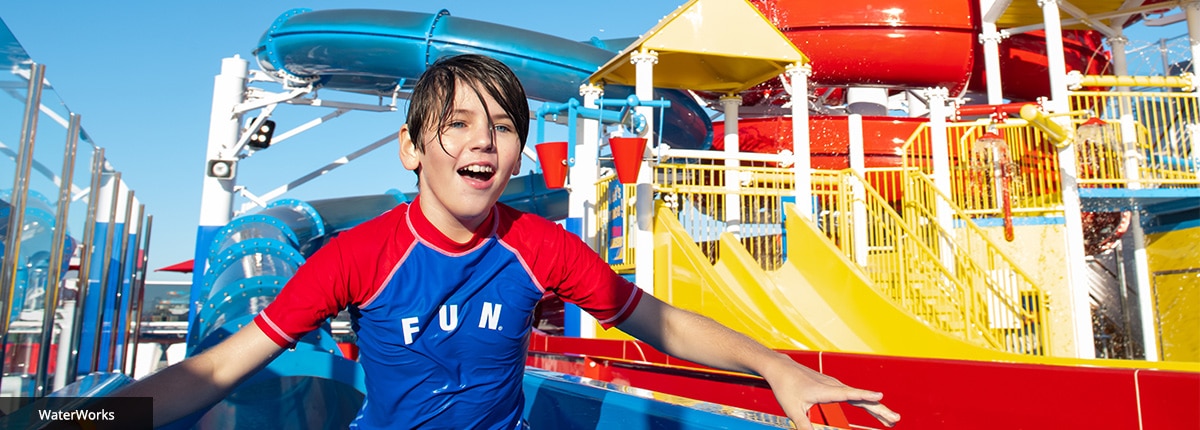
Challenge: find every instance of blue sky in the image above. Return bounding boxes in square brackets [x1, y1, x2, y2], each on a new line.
[0, 0, 686, 282]
[0, 1, 1190, 283]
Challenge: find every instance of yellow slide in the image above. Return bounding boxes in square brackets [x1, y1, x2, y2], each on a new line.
[769, 204, 1012, 360]
[652, 206, 834, 351]
[651, 205, 1200, 372]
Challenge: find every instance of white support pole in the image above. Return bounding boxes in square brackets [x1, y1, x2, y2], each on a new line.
[907, 92, 930, 118]
[1112, 26, 1159, 360]
[53, 298, 74, 390]
[1108, 31, 1130, 84]
[577, 84, 604, 250]
[786, 63, 814, 219]
[847, 88, 889, 116]
[195, 56, 248, 274]
[926, 89, 952, 195]
[848, 114, 869, 267]
[1041, 0, 1071, 114]
[631, 49, 658, 295]
[574, 83, 604, 339]
[925, 88, 958, 270]
[1042, 0, 1097, 359]
[1058, 133, 1095, 359]
[980, 0, 1006, 104]
[722, 95, 743, 236]
[1187, 2, 1200, 79]
[1120, 113, 1159, 361]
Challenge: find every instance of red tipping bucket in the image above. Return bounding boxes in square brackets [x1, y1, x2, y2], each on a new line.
[535, 141, 569, 189]
[609, 137, 648, 184]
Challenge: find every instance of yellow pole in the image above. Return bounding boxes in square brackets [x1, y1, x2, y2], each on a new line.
[1071, 74, 1195, 90]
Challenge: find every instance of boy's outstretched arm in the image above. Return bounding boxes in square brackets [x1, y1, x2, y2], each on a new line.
[109, 323, 286, 427]
[616, 294, 901, 430]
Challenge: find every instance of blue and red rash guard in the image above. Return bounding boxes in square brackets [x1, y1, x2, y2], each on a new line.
[252, 197, 643, 429]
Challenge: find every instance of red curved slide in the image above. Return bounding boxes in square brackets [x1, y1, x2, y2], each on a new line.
[750, 0, 977, 94]
[707, 0, 1114, 200]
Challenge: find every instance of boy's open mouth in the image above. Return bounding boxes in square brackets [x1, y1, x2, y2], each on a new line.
[458, 164, 496, 182]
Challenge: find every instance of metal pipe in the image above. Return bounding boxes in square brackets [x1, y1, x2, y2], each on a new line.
[952, 102, 1036, 121]
[107, 190, 135, 371]
[1018, 104, 1072, 145]
[89, 172, 121, 372]
[1, 63, 46, 338]
[52, 295, 74, 391]
[659, 148, 791, 163]
[125, 213, 151, 376]
[0, 63, 46, 396]
[66, 148, 104, 382]
[35, 113, 82, 397]
[1070, 74, 1194, 90]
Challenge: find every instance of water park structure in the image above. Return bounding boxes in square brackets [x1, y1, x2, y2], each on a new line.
[0, 0, 1198, 429]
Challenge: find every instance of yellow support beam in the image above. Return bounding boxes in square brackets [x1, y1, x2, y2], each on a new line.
[1019, 104, 1072, 146]
[1068, 72, 1196, 91]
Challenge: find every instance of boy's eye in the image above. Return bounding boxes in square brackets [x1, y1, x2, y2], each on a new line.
[448, 121, 467, 128]
[494, 124, 513, 133]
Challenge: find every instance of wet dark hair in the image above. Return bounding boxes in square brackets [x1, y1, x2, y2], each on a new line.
[406, 54, 530, 154]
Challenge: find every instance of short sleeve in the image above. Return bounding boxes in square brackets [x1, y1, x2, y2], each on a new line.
[506, 211, 642, 329]
[252, 237, 356, 346]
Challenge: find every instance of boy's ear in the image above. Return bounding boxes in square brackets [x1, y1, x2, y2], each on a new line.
[398, 124, 421, 171]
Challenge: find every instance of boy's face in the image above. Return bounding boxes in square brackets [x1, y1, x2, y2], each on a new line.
[399, 81, 522, 231]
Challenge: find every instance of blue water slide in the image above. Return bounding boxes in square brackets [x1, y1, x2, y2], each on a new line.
[0, 190, 73, 327]
[254, 8, 713, 150]
[177, 194, 409, 429]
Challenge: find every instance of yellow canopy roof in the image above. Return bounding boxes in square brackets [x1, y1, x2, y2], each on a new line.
[997, 0, 1157, 30]
[588, 0, 808, 95]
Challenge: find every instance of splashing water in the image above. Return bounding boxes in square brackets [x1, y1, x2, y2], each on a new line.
[972, 132, 1016, 241]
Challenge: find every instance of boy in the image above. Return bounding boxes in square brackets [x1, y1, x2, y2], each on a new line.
[115, 54, 900, 430]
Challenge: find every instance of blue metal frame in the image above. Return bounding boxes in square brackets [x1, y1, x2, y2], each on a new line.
[534, 95, 672, 169]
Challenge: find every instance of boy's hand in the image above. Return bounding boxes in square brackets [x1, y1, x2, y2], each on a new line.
[761, 356, 900, 430]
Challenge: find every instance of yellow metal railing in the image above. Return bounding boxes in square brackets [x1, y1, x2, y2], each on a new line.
[902, 89, 1199, 217]
[901, 170, 1050, 354]
[653, 159, 792, 271]
[1070, 91, 1199, 186]
[811, 168, 1049, 354]
[593, 148, 1050, 355]
[901, 120, 1064, 218]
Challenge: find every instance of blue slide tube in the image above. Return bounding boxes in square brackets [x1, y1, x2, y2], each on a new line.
[255, 8, 712, 150]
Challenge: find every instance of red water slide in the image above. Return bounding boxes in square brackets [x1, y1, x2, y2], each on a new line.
[711, 0, 1112, 174]
[751, 0, 977, 94]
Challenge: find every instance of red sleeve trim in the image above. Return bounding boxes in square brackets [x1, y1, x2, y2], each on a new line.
[254, 313, 296, 347]
[598, 287, 643, 329]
